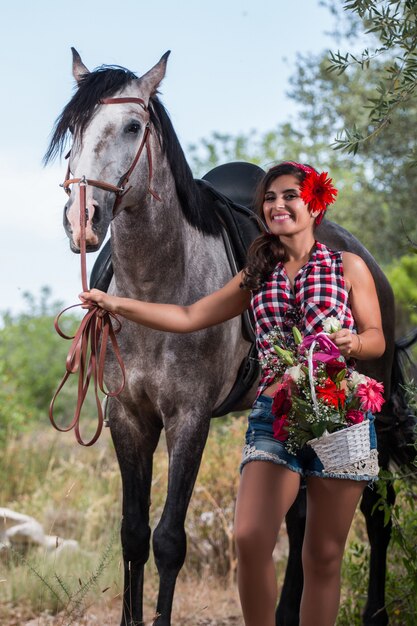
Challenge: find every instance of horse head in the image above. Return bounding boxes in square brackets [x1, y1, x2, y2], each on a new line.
[45, 48, 170, 252]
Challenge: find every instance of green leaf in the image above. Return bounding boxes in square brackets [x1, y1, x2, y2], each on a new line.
[311, 422, 328, 438]
[273, 345, 294, 365]
[336, 368, 347, 382]
[292, 326, 303, 345]
[291, 396, 312, 417]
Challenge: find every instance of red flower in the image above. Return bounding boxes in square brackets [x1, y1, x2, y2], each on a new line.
[356, 378, 385, 413]
[325, 358, 346, 381]
[346, 409, 365, 425]
[272, 385, 292, 417]
[273, 414, 289, 441]
[300, 170, 338, 220]
[316, 377, 346, 408]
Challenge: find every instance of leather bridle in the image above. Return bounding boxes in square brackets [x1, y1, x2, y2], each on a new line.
[50, 96, 160, 445]
[61, 96, 161, 213]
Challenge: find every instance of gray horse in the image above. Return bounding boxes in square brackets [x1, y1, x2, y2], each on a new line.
[45, 50, 413, 626]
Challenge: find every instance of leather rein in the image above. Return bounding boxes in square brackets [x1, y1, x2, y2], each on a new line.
[49, 96, 160, 446]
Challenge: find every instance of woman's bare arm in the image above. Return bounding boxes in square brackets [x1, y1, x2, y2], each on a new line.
[329, 252, 385, 359]
[79, 271, 251, 333]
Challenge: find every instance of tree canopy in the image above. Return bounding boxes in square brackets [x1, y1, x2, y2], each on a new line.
[327, 0, 417, 160]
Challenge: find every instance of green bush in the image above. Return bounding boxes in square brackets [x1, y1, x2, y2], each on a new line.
[0, 361, 28, 448]
[337, 469, 417, 626]
[385, 254, 417, 335]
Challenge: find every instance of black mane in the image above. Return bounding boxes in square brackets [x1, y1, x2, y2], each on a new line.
[45, 65, 221, 235]
[44, 66, 138, 164]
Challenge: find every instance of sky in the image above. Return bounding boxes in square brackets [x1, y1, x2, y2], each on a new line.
[0, 0, 337, 315]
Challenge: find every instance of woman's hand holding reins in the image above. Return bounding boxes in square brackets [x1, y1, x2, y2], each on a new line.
[78, 271, 250, 333]
[80, 289, 117, 312]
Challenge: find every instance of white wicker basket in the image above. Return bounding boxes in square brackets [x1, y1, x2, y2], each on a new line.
[308, 419, 370, 472]
[305, 336, 371, 472]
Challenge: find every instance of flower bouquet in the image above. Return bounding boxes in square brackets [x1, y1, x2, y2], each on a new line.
[261, 318, 385, 469]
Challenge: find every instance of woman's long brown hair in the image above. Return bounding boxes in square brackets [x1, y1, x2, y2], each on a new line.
[241, 162, 307, 291]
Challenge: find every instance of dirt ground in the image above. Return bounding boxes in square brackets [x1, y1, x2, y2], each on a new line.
[20, 610, 242, 626]
[12, 577, 244, 626]
[5, 534, 291, 626]
[18, 606, 243, 625]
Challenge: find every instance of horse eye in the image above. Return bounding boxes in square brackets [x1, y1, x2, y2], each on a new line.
[125, 122, 141, 134]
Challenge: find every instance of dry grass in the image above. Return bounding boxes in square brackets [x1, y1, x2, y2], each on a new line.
[1, 416, 251, 624]
[2, 414, 387, 626]
[9, 575, 243, 625]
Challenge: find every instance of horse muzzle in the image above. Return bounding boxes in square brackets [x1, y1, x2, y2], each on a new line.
[64, 199, 102, 252]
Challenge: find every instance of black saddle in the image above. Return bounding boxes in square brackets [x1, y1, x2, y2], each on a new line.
[90, 161, 265, 416]
[201, 161, 265, 276]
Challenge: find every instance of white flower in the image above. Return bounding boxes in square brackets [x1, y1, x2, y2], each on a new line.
[200, 511, 215, 525]
[287, 364, 305, 383]
[322, 316, 342, 334]
[348, 371, 368, 390]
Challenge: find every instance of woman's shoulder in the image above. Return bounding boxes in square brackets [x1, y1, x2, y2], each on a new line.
[317, 243, 366, 271]
[314, 245, 370, 289]
[341, 251, 368, 271]
[341, 252, 373, 289]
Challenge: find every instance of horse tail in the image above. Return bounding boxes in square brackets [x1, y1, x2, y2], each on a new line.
[384, 328, 417, 471]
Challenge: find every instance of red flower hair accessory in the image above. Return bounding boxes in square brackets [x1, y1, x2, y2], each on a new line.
[282, 162, 338, 224]
[300, 170, 338, 223]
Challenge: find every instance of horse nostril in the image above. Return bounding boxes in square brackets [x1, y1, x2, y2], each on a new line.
[91, 205, 101, 226]
[63, 204, 72, 231]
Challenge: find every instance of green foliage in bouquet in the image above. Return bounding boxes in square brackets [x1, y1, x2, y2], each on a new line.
[260, 321, 384, 454]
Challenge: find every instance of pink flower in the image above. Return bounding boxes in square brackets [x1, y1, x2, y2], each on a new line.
[346, 409, 365, 425]
[356, 378, 385, 413]
[273, 415, 289, 441]
[300, 332, 341, 365]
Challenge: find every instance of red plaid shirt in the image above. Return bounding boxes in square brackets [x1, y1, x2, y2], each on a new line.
[251, 241, 356, 397]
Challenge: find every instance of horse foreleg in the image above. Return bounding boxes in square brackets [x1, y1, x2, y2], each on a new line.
[152, 414, 211, 626]
[360, 481, 395, 626]
[276, 487, 306, 626]
[110, 410, 162, 626]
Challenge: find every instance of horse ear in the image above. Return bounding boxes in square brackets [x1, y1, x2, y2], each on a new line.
[71, 47, 90, 84]
[137, 51, 171, 101]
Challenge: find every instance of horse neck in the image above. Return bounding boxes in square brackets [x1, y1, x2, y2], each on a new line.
[110, 170, 224, 302]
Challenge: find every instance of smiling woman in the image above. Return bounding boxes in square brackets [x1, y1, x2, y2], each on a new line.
[229, 162, 385, 626]
[240, 162, 338, 292]
[79, 156, 386, 626]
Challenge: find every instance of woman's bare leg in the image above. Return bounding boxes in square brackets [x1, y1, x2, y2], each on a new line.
[300, 477, 367, 626]
[234, 462, 301, 626]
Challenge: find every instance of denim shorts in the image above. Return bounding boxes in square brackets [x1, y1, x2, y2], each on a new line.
[240, 395, 379, 482]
